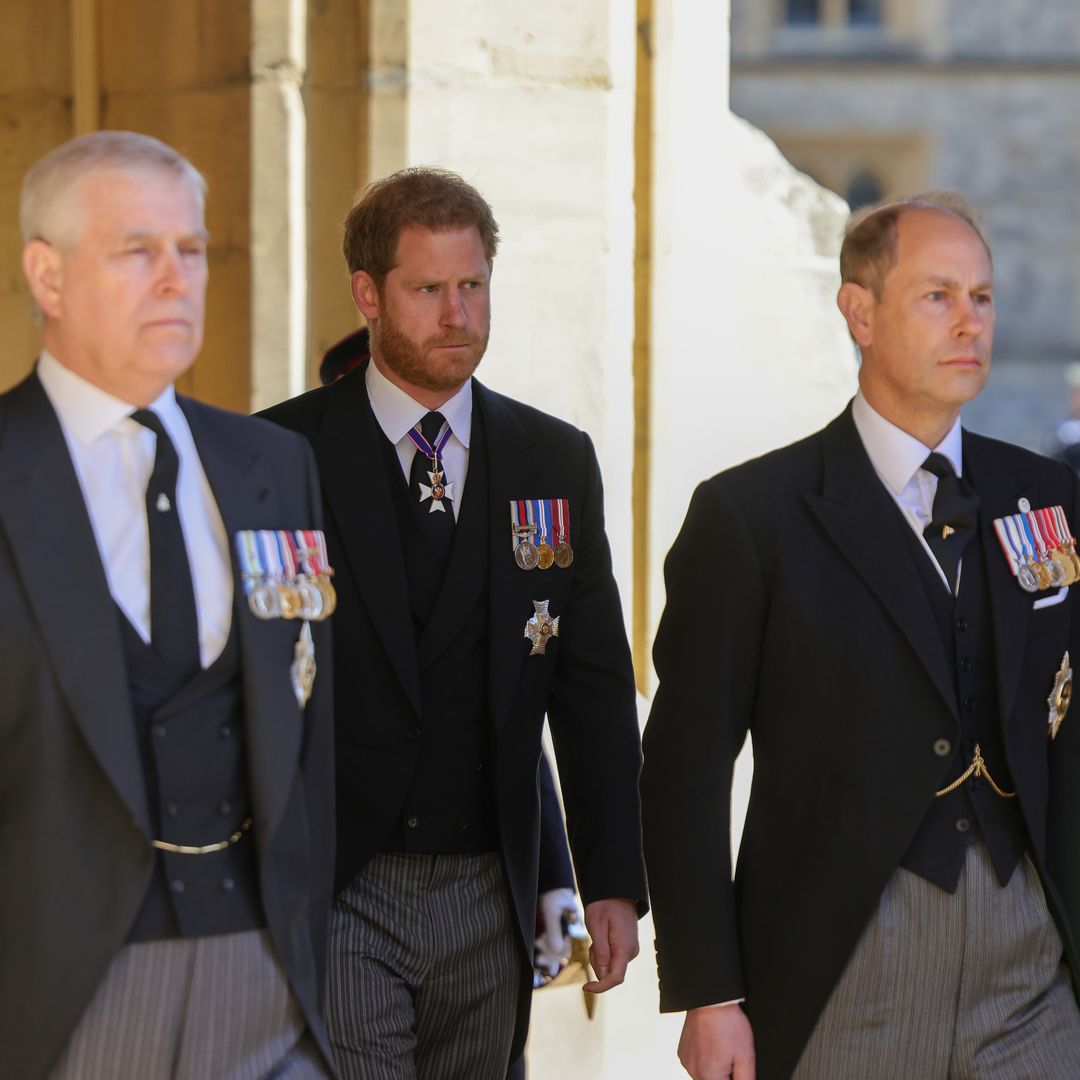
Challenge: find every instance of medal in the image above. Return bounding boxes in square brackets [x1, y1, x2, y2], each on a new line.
[290, 621, 317, 708]
[1052, 506, 1080, 584]
[1036, 507, 1077, 586]
[407, 421, 455, 513]
[552, 498, 574, 567]
[515, 532, 540, 570]
[511, 502, 542, 570]
[1048, 652, 1073, 740]
[995, 515, 1040, 593]
[524, 599, 560, 656]
[535, 499, 554, 569]
[236, 529, 336, 621]
[1024, 511, 1066, 588]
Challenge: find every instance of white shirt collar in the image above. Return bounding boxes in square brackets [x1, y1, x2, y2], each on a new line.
[851, 389, 963, 497]
[37, 349, 181, 444]
[364, 357, 473, 448]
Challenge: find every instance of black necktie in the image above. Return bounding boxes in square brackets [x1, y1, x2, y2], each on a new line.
[922, 451, 980, 594]
[131, 409, 201, 678]
[408, 411, 455, 570]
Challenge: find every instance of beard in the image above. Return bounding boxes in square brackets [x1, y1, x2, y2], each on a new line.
[372, 307, 489, 394]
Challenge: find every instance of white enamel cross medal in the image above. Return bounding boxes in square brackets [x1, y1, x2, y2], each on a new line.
[419, 467, 455, 514]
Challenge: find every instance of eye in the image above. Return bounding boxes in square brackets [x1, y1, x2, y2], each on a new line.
[973, 292, 993, 306]
[926, 290, 946, 301]
[419, 284, 438, 294]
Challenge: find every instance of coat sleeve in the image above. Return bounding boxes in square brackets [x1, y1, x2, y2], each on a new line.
[545, 431, 648, 913]
[640, 475, 768, 1012]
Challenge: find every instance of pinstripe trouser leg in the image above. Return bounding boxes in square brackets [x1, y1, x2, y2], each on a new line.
[327, 852, 522, 1080]
[793, 842, 1080, 1079]
[48, 928, 327, 1079]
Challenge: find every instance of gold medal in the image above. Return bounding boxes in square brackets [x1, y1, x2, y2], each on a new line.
[316, 574, 337, 617]
[553, 542, 574, 569]
[536, 541, 555, 570]
[279, 584, 303, 619]
[1031, 559, 1053, 591]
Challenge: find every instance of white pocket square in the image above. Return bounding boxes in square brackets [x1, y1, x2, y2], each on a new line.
[1033, 586, 1069, 610]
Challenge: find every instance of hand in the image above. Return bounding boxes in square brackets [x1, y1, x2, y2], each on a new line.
[678, 1004, 755, 1080]
[582, 897, 639, 992]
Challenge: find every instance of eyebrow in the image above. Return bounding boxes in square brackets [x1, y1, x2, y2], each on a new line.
[121, 228, 210, 244]
[922, 276, 993, 291]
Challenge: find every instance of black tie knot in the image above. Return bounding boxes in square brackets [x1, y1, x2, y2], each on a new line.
[921, 451, 980, 593]
[420, 411, 447, 448]
[922, 451, 956, 481]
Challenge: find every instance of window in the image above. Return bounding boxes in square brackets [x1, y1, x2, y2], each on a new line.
[786, 0, 821, 25]
[846, 171, 884, 210]
[847, 0, 881, 27]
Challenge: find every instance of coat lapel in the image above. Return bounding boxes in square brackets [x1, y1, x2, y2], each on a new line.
[805, 407, 958, 718]
[962, 431, 1035, 729]
[0, 373, 151, 834]
[478, 383, 547, 733]
[179, 396, 301, 845]
[313, 367, 422, 715]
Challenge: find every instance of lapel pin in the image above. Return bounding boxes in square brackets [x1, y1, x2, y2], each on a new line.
[942, 525, 955, 539]
[156, 493, 171, 513]
[1019, 498, 1031, 513]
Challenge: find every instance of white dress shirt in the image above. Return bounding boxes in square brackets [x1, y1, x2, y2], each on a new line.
[365, 359, 472, 520]
[851, 389, 965, 594]
[37, 350, 232, 666]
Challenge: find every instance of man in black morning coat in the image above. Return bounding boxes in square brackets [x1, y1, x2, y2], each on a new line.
[261, 167, 647, 1080]
[642, 193, 1080, 1079]
[1, 132, 334, 1079]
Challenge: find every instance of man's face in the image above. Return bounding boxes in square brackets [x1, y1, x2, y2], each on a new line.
[27, 166, 208, 404]
[357, 226, 491, 399]
[848, 208, 994, 432]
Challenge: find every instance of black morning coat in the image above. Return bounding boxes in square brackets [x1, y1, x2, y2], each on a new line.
[0, 371, 336, 1079]
[260, 360, 648, 1059]
[642, 405, 1080, 1080]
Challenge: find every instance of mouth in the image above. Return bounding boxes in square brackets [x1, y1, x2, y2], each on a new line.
[942, 356, 983, 368]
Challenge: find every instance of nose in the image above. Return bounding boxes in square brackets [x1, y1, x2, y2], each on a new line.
[440, 288, 468, 329]
[155, 246, 190, 296]
[954, 296, 987, 337]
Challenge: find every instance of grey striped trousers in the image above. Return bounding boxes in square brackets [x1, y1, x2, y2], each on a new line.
[794, 842, 1080, 1079]
[327, 851, 522, 1080]
[48, 928, 326, 1079]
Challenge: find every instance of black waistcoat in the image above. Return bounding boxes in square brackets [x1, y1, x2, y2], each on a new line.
[119, 611, 266, 942]
[897, 517, 1028, 891]
[378, 410, 497, 854]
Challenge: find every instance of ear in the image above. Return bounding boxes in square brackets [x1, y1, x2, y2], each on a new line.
[351, 271, 381, 321]
[22, 240, 64, 319]
[837, 281, 875, 348]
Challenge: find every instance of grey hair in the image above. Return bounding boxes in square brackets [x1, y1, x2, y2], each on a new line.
[20, 130, 207, 248]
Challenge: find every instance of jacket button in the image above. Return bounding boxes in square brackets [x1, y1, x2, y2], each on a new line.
[171, 878, 186, 894]
[959, 657, 972, 672]
[218, 800, 232, 816]
[955, 818, 971, 833]
[933, 738, 952, 757]
[406, 728, 420, 742]
[165, 801, 179, 817]
[957, 617, 969, 633]
[220, 723, 232, 739]
[963, 698, 975, 713]
[457, 818, 469, 831]
[153, 724, 167, 739]
[407, 816, 419, 829]
[220, 877, 236, 893]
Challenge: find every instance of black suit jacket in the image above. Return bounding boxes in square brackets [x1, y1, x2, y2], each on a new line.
[641, 405, 1080, 1080]
[0, 372, 336, 1080]
[260, 363, 647, 1048]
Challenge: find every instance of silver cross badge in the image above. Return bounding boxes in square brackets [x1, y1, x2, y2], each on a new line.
[524, 600, 560, 656]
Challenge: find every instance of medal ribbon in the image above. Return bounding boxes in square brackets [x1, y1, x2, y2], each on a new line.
[406, 422, 453, 471]
[1014, 514, 1038, 565]
[1025, 511, 1050, 562]
[276, 530, 298, 582]
[1053, 505, 1076, 548]
[993, 518, 1019, 577]
[236, 531, 264, 594]
[1039, 507, 1063, 552]
[553, 498, 571, 545]
[536, 499, 551, 545]
[259, 530, 284, 586]
[1003, 515, 1030, 574]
